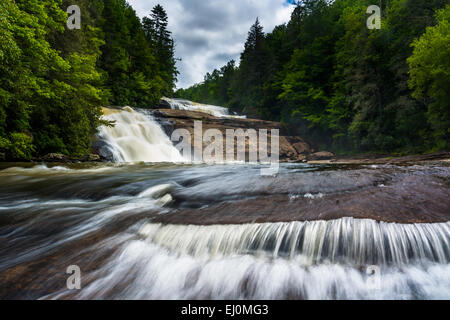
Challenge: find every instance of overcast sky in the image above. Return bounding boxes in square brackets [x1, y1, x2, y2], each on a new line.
[127, 0, 296, 89]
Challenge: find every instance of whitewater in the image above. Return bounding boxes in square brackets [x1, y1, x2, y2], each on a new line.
[0, 104, 448, 299]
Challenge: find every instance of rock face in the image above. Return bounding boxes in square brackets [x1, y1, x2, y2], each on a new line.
[153, 165, 450, 225]
[37, 153, 102, 163]
[150, 109, 312, 162]
[91, 139, 115, 161]
[41, 153, 69, 162]
[307, 151, 335, 161]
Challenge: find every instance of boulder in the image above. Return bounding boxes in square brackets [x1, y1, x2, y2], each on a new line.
[84, 154, 101, 162]
[308, 151, 335, 161]
[292, 141, 311, 154]
[42, 153, 69, 162]
[150, 108, 313, 162]
[155, 98, 172, 109]
[91, 139, 115, 161]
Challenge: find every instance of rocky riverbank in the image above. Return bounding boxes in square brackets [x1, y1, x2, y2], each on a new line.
[147, 108, 450, 164]
[7, 103, 449, 165]
[150, 108, 320, 162]
[32, 153, 103, 163]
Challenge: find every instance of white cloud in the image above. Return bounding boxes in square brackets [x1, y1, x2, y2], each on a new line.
[127, 0, 295, 88]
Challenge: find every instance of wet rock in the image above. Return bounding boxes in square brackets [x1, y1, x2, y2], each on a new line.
[308, 151, 335, 161]
[42, 153, 70, 162]
[152, 116, 176, 137]
[85, 154, 101, 162]
[151, 109, 312, 162]
[154, 168, 450, 225]
[91, 139, 114, 161]
[38, 153, 102, 163]
[292, 141, 311, 154]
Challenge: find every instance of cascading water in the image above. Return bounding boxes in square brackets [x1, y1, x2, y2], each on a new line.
[161, 97, 246, 119]
[49, 217, 450, 300]
[139, 219, 450, 266]
[98, 107, 185, 162]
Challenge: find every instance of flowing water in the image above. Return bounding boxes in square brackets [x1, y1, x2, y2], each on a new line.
[98, 107, 184, 162]
[0, 107, 449, 300]
[161, 97, 246, 119]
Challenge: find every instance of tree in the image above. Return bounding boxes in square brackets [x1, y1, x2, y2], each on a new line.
[143, 4, 178, 95]
[0, 0, 180, 160]
[98, 0, 167, 108]
[176, 0, 449, 154]
[229, 18, 269, 117]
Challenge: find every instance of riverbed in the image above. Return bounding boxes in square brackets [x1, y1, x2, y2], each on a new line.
[0, 162, 449, 299]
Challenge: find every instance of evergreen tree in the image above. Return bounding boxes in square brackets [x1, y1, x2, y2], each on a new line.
[230, 18, 268, 117]
[143, 4, 178, 95]
[1, 0, 447, 159]
[0, 0, 178, 160]
[176, 0, 449, 154]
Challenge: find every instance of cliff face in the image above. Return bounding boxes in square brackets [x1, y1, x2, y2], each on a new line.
[150, 109, 313, 162]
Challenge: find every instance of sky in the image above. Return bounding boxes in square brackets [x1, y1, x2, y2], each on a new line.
[127, 0, 296, 89]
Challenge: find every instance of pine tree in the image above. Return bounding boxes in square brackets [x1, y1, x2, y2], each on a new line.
[0, 0, 107, 159]
[143, 4, 178, 95]
[98, 0, 165, 108]
[230, 18, 268, 117]
[0, 0, 181, 160]
[176, 0, 450, 154]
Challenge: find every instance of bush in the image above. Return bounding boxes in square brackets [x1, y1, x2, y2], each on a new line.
[0, 133, 35, 160]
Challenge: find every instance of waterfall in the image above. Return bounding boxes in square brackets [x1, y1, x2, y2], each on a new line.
[139, 218, 450, 266]
[58, 217, 450, 300]
[161, 97, 246, 119]
[98, 107, 185, 163]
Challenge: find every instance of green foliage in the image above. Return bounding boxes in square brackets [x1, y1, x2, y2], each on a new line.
[175, 60, 237, 107]
[177, 0, 449, 154]
[408, 5, 450, 149]
[0, 0, 177, 160]
[230, 18, 269, 117]
[143, 4, 178, 95]
[1, 0, 447, 159]
[7, 133, 35, 160]
[1, 0, 67, 158]
[0, 133, 34, 160]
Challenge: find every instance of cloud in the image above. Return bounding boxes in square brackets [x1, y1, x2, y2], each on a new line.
[127, 0, 295, 88]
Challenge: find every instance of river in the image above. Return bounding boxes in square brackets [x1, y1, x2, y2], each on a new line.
[0, 104, 449, 299]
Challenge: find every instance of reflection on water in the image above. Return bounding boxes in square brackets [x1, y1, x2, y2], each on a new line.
[0, 162, 449, 299]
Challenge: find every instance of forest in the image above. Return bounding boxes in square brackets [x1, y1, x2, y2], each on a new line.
[0, 0, 177, 160]
[0, 0, 448, 160]
[176, 0, 450, 154]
